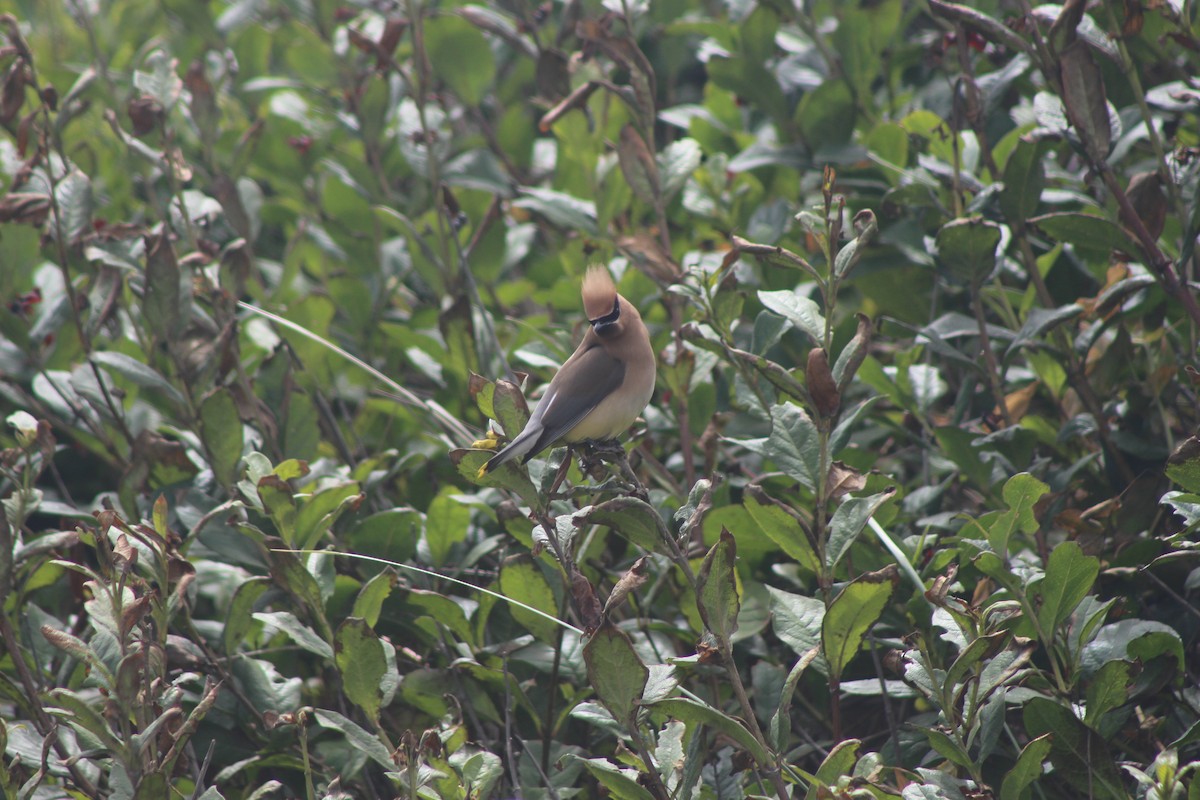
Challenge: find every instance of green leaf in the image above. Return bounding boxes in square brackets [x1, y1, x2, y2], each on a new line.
[134, 49, 183, 108]
[335, 617, 386, 720]
[1166, 437, 1200, 493]
[424, 489, 469, 567]
[924, 728, 974, 770]
[809, 739, 861, 800]
[740, 4, 778, 63]
[742, 488, 819, 573]
[1084, 659, 1129, 725]
[352, 569, 396, 628]
[1035, 541, 1099, 636]
[826, 489, 896, 570]
[498, 556, 559, 643]
[944, 631, 1008, 695]
[224, 577, 271, 655]
[986, 472, 1050, 557]
[822, 568, 895, 677]
[294, 482, 362, 552]
[706, 54, 789, 131]
[584, 622, 648, 726]
[999, 733, 1052, 800]
[649, 696, 771, 765]
[865, 122, 908, 181]
[770, 646, 820, 751]
[133, 773, 169, 800]
[257, 475, 297, 546]
[1059, 40, 1111, 157]
[562, 755, 656, 800]
[143, 231, 188, 341]
[424, 15, 494, 106]
[832, 210, 877, 280]
[696, 530, 739, 643]
[1005, 305, 1084, 357]
[451, 448, 541, 509]
[491, 378, 531, 446]
[314, 709, 394, 770]
[1023, 697, 1125, 798]
[796, 81, 856, 152]
[832, 9, 881, 101]
[53, 169, 93, 243]
[731, 403, 820, 490]
[405, 588, 476, 647]
[758, 289, 826, 345]
[933, 427, 991, 488]
[577, 497, 670, 554]
[514, 187, 597, 235]
[768, 585, 826, 662]
[1000, 139, 1046, 225]
[253, 611, 332, 659]
[200, 388, 244, 488]
[47, 688, 127, 758]
[344, 509, 421, 567]
[267, 549, 327, 631]
[936, 216, 1002, 285]
[1029, 212, 1138, 255]
[658, 138, 702, 198]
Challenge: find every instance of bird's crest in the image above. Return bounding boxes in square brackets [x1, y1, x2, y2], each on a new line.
[582, 265, 618, 321]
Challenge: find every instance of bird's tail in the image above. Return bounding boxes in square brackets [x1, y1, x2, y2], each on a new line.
[477, 425, 542, 477]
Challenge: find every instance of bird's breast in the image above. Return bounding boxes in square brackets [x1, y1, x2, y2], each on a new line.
[562, 350, 655, 443]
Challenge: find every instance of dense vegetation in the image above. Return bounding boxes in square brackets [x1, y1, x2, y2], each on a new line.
[1, 0, 1199, 797]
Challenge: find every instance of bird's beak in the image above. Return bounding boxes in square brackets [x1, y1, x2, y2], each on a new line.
[590, 297, 621, 335]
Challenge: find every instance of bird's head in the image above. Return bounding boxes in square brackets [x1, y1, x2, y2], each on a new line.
[582, 265, 624, 335]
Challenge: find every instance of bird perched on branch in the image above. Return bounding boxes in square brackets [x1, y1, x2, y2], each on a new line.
[478, 265, 655, 476]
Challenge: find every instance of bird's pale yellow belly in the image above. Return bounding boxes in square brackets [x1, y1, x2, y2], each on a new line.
[562, 366, 655, 442]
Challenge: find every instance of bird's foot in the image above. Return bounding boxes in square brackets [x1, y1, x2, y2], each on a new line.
[576, 439, 648, 501]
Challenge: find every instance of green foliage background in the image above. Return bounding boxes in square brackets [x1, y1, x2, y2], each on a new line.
[1, 0, 1199, 798]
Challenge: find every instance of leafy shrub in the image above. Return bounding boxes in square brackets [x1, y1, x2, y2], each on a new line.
[1, 1, 1198, 798]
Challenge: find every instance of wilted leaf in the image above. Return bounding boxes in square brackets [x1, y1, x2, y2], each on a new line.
[617, 124, 659, 204]
[604, 556, 649, 617]
[806, 347, 839, 417]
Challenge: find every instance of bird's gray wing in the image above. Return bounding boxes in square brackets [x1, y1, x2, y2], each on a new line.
[523, 344, 626, 460]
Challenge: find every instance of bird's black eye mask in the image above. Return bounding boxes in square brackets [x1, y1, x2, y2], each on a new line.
[590, 297, 621, 332]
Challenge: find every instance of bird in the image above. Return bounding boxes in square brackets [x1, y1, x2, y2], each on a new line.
[478, 265, 655, 476]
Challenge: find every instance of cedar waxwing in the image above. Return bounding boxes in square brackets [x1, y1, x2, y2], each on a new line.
[479, 266, 655, 475]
